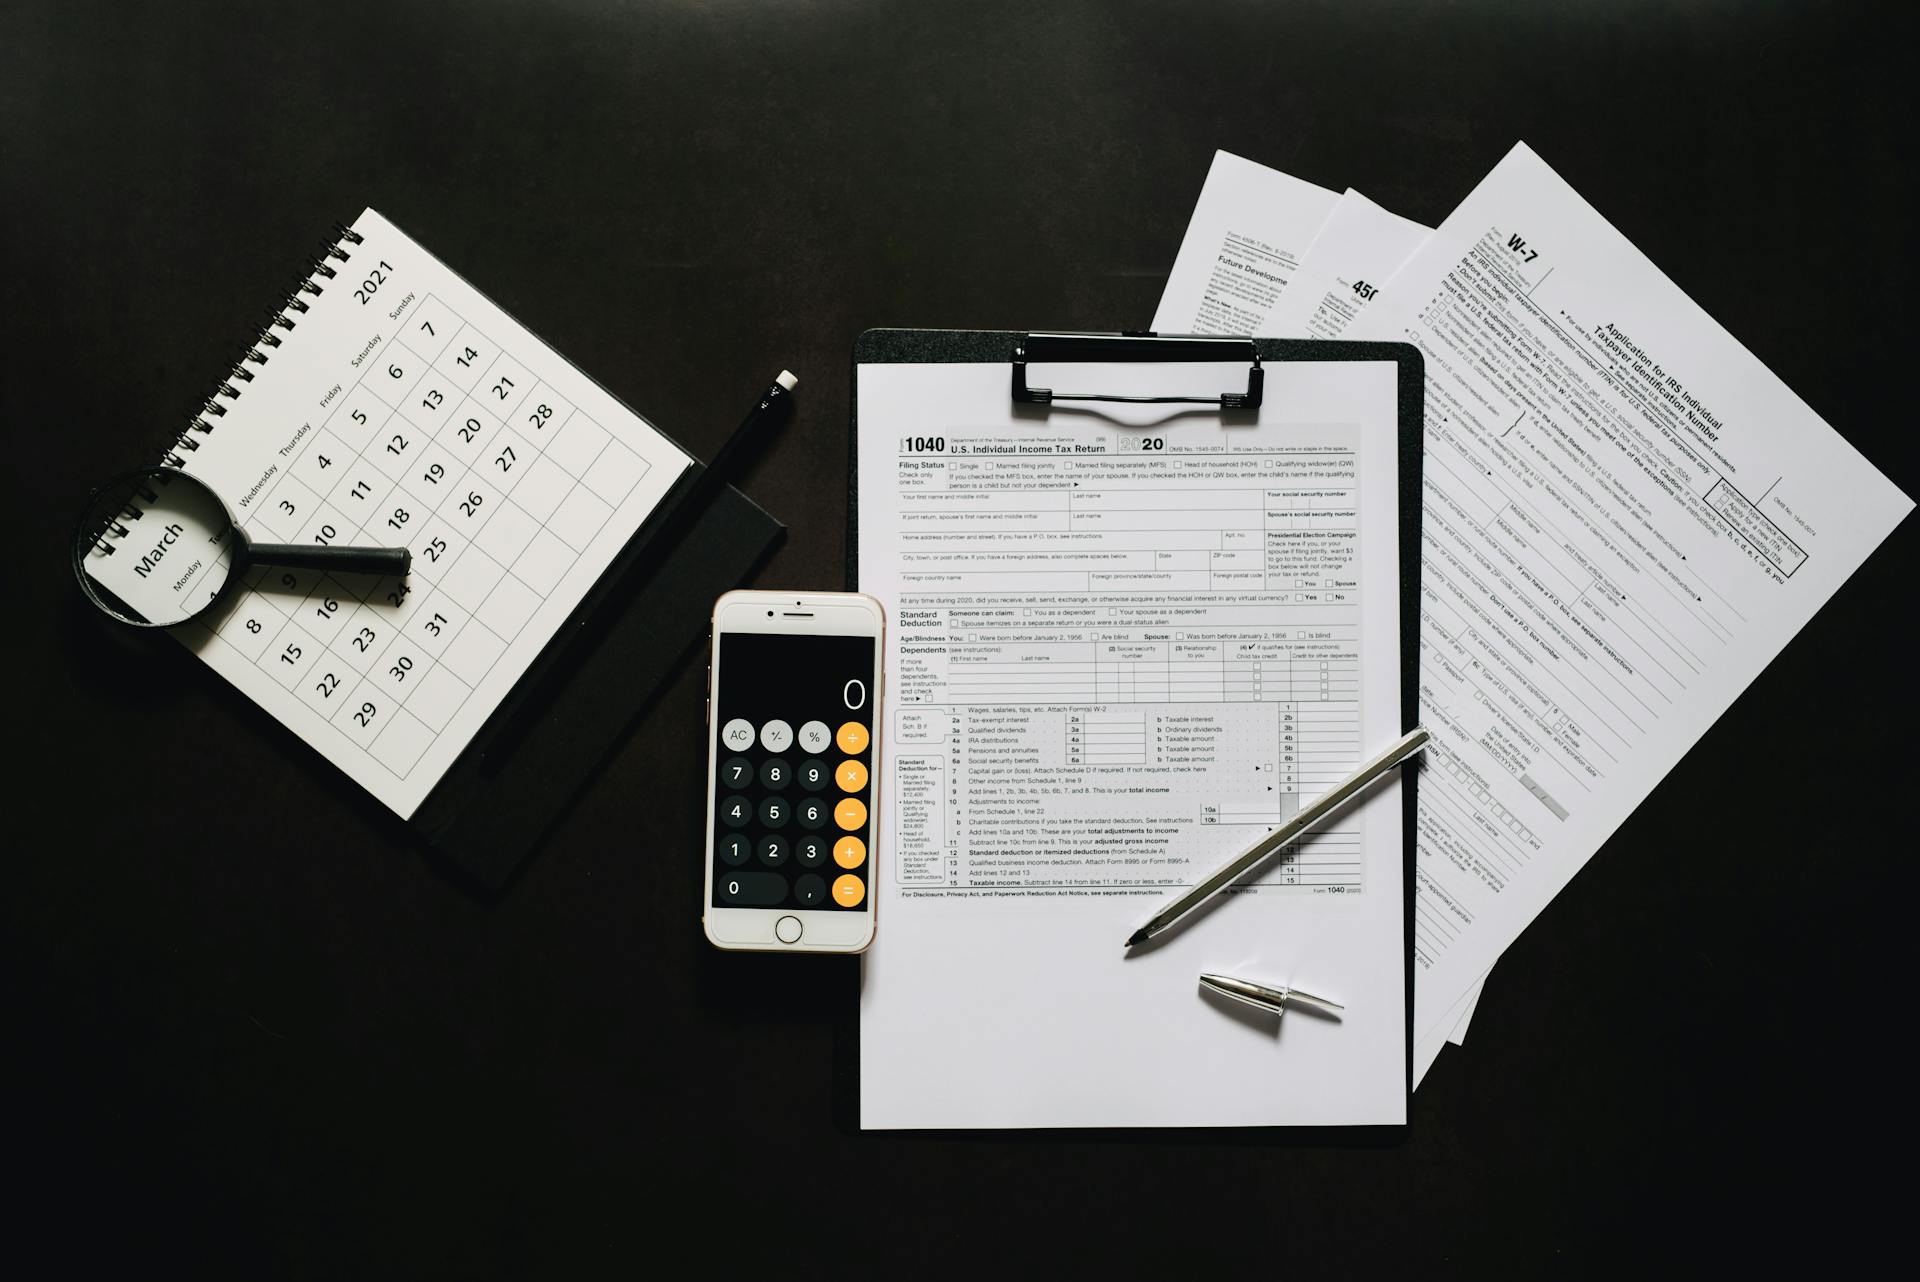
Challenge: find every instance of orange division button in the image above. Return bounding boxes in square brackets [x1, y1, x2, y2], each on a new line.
[836, 721, 870, 754]
[832, 874, 865, 908]
[833, 835, 866, 869]
[834, 797, 868, 831]
[835, 759, 869, 792]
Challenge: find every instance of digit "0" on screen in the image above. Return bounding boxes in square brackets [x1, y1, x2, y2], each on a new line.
[844, 679, 866, 710]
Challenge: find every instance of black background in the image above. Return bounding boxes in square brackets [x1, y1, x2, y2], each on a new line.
[3, 1, 1913, 1274]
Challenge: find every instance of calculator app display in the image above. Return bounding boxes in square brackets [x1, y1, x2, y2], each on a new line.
[711, 632, 876, 912]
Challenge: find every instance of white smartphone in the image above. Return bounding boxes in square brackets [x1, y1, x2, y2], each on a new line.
[703, 589, 884, 953]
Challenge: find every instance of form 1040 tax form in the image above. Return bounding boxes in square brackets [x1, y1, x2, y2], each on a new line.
[856, 348, 1411, 1128]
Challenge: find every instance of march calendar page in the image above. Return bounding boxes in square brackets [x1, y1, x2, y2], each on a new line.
[88, 209, 692, 817]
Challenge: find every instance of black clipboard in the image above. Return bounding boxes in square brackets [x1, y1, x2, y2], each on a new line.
[846, 328, 1425, 1121]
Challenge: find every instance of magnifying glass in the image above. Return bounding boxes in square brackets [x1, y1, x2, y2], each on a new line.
[72, 467, 411, 628]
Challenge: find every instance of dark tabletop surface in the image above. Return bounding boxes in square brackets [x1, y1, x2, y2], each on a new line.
[4, 1, 1912, 1274]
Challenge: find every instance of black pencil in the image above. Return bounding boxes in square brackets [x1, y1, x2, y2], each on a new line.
[649, 370, 797, 556]
[706, 370, 797, 484]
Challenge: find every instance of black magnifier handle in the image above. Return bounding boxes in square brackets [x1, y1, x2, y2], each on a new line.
[243, 540, 411, 577]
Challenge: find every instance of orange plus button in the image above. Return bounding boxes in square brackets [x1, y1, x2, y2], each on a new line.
[836, 721, 869, 754]
[833, 835, 866, 869]
[834, 797, 867, 831]
[836, 759, 868, 792]
[831, 874, 865, 908]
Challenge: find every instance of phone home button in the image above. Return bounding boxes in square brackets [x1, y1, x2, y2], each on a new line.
[774, 915, 803, 945]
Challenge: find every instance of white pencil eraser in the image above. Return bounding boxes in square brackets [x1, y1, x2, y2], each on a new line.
[776, 370, 798, 391]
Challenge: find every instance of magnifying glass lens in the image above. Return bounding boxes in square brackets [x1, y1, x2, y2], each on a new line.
[74, 469, 239, 627]
[75, 467, 412, 629]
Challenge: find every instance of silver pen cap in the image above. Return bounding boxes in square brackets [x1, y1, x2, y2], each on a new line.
[1199, 973, 1345, 1018]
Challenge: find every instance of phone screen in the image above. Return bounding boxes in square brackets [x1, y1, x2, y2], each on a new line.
[711, 632, 877, 912]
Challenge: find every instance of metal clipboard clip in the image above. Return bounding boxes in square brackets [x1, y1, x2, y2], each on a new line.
[1011, 331, 1263, 409]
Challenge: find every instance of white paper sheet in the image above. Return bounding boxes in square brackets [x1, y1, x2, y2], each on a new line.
[857, 356, 1408, 1128]
[1415, 982, 1480, 1084]
[1445, 977, 1481, 1046]
[1337, 143, 1912, 1063]
[1164, 176, 1491, 1052]
[1151, 151, 1338, 335]
[1264, 189, 1431, 340]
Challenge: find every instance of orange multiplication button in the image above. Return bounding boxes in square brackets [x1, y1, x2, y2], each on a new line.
[836, 721, 869, 754]
[836, 759, 868, 792]
[833, 835, 866, 869]
[834, 797, 867, 831]
[832, 874, 865, 907]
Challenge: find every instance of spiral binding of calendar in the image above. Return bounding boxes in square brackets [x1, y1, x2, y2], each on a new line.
[89, 222, 366, 556]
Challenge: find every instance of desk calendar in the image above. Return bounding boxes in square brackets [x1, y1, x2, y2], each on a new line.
[87, 209, 693, 817]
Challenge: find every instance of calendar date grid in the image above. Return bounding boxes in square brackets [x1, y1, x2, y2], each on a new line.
[197, 294, 653, 779]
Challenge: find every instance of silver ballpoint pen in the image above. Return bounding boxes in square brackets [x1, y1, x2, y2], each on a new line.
[1124, 726, 1431, 948]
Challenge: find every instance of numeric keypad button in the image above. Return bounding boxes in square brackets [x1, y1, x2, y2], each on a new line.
[720, 757, 753, 789]
[757, 796, 790, 828]
[831, 874, 865, 908]
[796, 798, 829, 830]
[718, 871, 787, 907]
[756, 835, 789, 868]
[793, 874, 826, 908]
[758, 758, 791, 789]
[717, 834, 751, 867]
[719, 795, 752, 828]
[794, 836, 827, 868]
[798, 759, 829, 791]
